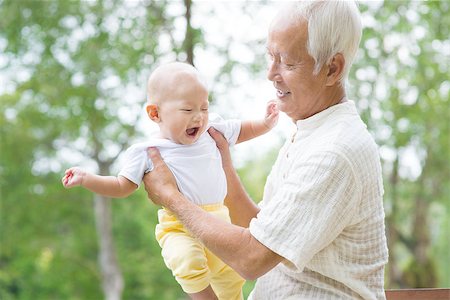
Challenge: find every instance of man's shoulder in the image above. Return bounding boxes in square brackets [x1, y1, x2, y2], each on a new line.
[320, 114, 378, 156]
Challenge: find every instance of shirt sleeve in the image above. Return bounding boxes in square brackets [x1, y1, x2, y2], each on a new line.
[208, 113, 241, 146]
[249, 150, 361, 272]
[118, 145, 153, 186]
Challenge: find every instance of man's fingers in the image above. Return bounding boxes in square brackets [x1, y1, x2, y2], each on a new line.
[208, 127, 219, 140]
[208, 127, 226, 145]
[147, 147, 163, 167]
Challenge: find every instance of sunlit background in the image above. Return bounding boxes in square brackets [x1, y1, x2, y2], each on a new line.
[1, 1, 449, 299]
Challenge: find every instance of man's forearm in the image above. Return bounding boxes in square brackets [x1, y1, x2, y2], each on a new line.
[207, 125, 260, 226]
[163, 191, 275, 280]
[223, 163, 260, 227]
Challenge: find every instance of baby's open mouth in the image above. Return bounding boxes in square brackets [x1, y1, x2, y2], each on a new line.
[186, 127, 199, 137]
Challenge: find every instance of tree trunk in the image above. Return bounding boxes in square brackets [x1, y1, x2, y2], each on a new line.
[402, 161, 437, 287]
[387, 154, 403, 287]
[93, 194, 124, 300]
[183, 0, 194, 65]
[412, 195, 429, 265]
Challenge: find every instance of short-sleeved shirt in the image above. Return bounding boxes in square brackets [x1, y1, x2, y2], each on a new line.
[248, 100, 388, 299]
[118, 114, 241, 206]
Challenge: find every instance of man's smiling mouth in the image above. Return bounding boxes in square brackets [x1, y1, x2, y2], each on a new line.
[277, 89, 291, 97]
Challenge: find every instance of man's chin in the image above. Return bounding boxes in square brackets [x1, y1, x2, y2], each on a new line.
[276, 100, 289, 112]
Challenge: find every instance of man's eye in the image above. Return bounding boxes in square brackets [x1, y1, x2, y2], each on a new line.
[281, 61, 296, 70]
[202, 108, 209, 111]
[181, 109, 192, 112]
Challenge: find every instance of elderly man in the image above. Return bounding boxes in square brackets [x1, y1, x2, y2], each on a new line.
[144, 1, 388, 299]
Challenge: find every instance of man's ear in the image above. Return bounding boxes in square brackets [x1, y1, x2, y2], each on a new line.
[146, 104, 160, 122]
[326, 53, 345, 86]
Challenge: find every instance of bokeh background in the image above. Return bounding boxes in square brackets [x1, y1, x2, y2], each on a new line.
[1, 1, 449, 299]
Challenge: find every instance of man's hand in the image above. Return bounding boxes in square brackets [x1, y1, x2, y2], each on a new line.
[143, 147, 179, 207]
[208, 127, 233, 169]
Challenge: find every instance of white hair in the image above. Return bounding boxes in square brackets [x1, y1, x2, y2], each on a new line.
[292, 0, 362, 82]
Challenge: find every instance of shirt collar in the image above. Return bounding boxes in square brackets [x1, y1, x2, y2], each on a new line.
[293, 99, 357, 141]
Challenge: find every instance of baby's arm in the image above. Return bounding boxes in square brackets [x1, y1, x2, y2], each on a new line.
[62, 167, 137, 198]
[236, 100, 279, 144]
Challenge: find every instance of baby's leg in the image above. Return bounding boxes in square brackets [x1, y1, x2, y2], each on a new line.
[203, 205, 245, 300]
[159, 231, 216, 297]
[208, 254, 245, 300]
[188, 285, 218, 300]
[202, 242, 244, 300]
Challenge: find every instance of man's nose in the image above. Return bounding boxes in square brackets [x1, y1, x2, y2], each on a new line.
[267, 61, 280, 82]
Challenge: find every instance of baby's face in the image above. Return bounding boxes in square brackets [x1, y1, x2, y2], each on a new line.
[157, 79, 209, 145]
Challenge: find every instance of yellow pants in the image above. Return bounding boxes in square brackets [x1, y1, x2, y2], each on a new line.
[155, 204, 245, 300]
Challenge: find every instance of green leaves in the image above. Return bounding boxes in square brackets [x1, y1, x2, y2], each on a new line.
[1, 1, 449, 297]
[352, 1, 450, 287]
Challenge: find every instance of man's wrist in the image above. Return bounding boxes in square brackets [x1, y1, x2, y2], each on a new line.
[164, 190, 186, 212]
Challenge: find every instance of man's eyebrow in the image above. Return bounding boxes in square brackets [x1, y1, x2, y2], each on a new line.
[265, 46, 290, 58]
[266, 47, 279, 56]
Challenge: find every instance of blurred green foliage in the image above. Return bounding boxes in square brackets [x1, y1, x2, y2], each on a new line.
[1, 1, 449, 299]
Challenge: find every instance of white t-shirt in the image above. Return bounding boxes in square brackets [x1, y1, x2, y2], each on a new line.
[249, 100, 388, 300]
[118, 115, 241, 206]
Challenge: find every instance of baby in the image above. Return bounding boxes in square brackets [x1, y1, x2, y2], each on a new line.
[62, 62, 278, 300]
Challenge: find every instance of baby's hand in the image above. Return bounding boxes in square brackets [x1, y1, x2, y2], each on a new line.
[264, 100, 279, 129]
[62, 167, 86, 188]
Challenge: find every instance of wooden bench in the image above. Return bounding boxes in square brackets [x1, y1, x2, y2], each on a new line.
[385, 288, 450, 300]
